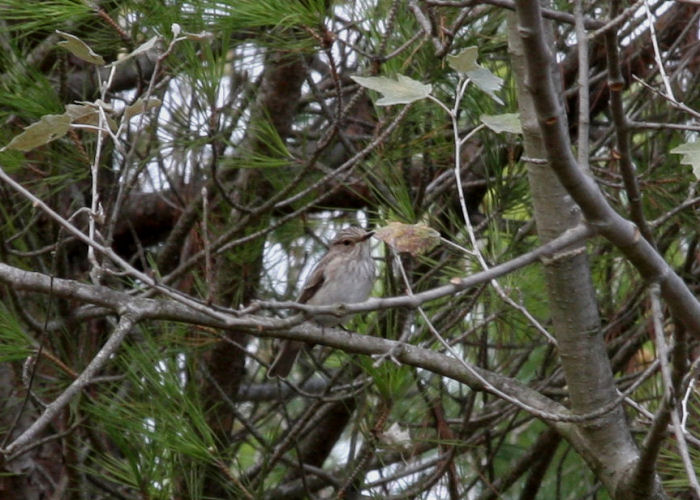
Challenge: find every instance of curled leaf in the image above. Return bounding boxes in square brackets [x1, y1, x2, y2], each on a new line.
[4, 114, 71, 152]
[56, 30, 105, 65]
[185, 31, 214, 42]
[65, 102, 117, 132]
[111, 36, 159, 66]
[351, 74, 432, 106]
[379, 423, 412, 450]
[65, 104, 99, 124]
[123, 97, 162, 121]
[374, 222, 440, 256]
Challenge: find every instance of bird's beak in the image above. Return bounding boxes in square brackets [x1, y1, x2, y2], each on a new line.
[360, 231, 375, 241]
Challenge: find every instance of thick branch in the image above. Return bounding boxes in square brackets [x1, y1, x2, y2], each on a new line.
[513, 0, 700, 338]
[0, 222, 592, 328]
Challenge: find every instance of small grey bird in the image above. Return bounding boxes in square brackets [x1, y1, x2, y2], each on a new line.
[267, 226, 376, 378]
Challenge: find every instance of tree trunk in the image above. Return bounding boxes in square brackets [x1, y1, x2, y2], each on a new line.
[507, 11, 665, 499]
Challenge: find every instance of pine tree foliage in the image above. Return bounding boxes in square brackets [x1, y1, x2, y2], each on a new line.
[0, 0, 699, 498]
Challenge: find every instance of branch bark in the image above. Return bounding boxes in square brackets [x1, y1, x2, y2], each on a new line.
[510, 1, 690, 497]
[508, 9, 654, 498]
[512, 0, 700, 338]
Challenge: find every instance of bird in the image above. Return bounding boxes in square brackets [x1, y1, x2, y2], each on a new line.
[267, 226, 376, 378]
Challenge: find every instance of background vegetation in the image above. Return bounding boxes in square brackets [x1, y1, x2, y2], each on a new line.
[0, 0, 698, 498]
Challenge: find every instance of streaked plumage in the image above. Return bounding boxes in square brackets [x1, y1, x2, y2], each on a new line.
[268, 227, 375, 377]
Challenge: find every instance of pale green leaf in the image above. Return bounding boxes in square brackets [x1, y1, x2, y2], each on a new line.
[351, 74, 432, 106]
[448, 46, 504, 104]
[671, 141, 700, 179]
[56, 30, 105, 65]
[467, 67, 503, 105]
[111, 36, 159, 66]
[446, 46, 479, 73]
[123, 97, 162, 121]
[4, 114, 71, 152]
[480, 113, 522, 134]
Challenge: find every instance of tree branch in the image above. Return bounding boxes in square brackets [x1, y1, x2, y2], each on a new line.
[3, 314, 137, 458]
[604, 0, 654, 244]
[513, 0, 700, 338]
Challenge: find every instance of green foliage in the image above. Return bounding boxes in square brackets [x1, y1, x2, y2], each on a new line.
[217, 0, 327, 30]
[0, 304, 33, 363]
[83, 331, 218, 498]
[0, 0, 698, 498]
[0, 63, 62, 119]
[356, 355, 413, 403]
[0, 0, 93, 38]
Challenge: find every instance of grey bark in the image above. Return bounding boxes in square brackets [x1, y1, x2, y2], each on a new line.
[507, 10, 666, 499]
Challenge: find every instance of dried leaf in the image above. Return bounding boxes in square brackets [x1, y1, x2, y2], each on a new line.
[374, 222, 440, 256]
[65, 104, 99, 125]
[65, 102, 117, 132]
[185, 31, 214, 42]
[379, 423, 412, 449]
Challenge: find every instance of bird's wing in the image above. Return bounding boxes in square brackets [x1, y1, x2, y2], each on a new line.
[297, 254, 329, 303]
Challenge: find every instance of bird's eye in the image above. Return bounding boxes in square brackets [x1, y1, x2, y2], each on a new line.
[343, 239, 351, 246]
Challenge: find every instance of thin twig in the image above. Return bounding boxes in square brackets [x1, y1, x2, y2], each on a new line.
[587, 0, 644, 40]
[650, 196, 700, 227]
[434, 81, 556, 345]
[87, 65, 117, 284]
[650, 285, 700, 495]
[633, 76, 700, 120]
[0, 163, 234, 325]
[201, 187, 213, 303]
[643, 0, 675, 100]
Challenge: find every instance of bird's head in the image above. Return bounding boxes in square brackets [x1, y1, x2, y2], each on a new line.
[329, 227, 374, 254]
